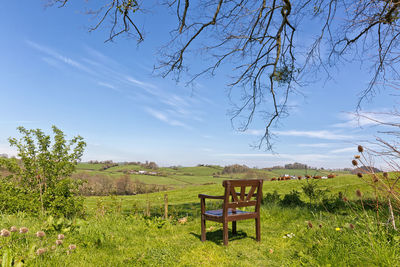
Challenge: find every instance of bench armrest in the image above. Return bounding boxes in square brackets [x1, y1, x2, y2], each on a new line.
[198, 194, 224, 199]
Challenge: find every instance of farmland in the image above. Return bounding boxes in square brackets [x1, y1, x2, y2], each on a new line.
[2, 163, 399, 266]
[74, 162, 350, 188]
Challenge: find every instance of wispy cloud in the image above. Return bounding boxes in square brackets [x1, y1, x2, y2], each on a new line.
[333, 111, 399, 128]
[97, 82, 121, 92]
[275, 130, 354, 140]
[216, 152, 336, 162]
[330, 147, 356, 154]
[145, 107, 189, 129]
[27, 41, 208, 130]
[242, 129, 264, 136]
[26, 40, 95, 75]
[297, 143, 333, 148]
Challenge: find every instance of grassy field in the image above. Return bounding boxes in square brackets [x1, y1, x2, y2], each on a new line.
[74, 163, 351, 188]
[2, 174, 399, 266]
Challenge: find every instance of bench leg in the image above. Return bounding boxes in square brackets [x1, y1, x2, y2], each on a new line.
[255, 217, 261, 242]
[223, 221, 229, 245]
[201, 216, 206, 242]
[232, 221, 237, 235]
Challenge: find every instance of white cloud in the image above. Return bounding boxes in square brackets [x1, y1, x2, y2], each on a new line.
[334, 111, 399, 128]
[26, 40, 95, 75]
[297, 143, 332, 148]
[330, 147, 356, 154]
[275, 130, 353, 140]
[243, 129, 265, 136]
[145, 108, 189, 128]
[216, 152, 338, 162]
[97, 82, 120, 92]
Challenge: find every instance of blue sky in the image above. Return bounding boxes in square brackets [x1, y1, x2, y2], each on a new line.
[0, 2, 397, 169]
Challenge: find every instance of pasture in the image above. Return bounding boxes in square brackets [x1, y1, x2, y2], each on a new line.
[2, 173, 399, 266]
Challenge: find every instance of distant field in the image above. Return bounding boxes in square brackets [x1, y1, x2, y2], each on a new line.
[74, 163, 352, 189]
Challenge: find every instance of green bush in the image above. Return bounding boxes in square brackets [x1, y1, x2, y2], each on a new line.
[263, 190, 281, 204]
[0, 126, 86, 217]
[0, 179, 40, 213]
[280, 190, 304, 206]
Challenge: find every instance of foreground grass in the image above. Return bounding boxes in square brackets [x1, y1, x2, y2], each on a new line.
[1, 176, 399, 266]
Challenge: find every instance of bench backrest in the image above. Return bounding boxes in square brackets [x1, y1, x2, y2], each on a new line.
[222, 179, 263, 212]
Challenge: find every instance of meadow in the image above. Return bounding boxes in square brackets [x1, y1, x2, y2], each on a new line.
[1, 167, 400, 266]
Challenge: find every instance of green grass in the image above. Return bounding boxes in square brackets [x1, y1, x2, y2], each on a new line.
[3, 173, 398, 266]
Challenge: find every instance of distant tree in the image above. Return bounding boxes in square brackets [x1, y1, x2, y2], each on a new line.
[285, 162, 308, 169]
[222, 164, 250, 174]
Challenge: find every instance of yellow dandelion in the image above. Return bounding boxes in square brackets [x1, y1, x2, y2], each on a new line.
[335, 227, 341, 231]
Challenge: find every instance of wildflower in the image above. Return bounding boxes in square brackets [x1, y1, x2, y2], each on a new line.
[1, 229, 11, 237]
[10, 226, 17, 232]
[19, 227, 28, 234]
[56, 239, 63, 245]
[349, 224, 355, 229]
[335, 227, 341, 231]
[68, 244, 76, 250]
[319, 224, 323, 228]
[358, 145, 364, 153]
[354, 155, 360, 159]
[57, 234, 65, 240]
[357, 173, 363, 178]
[51, 245, 56, 250]
[36, 231, 46, 238]
[36, 248, 46, 256]
[178, 217, 187, 224]
[352, 160, 358, 166]
[356, 189, 362, 198]
[343, 197, 348, 202]
[307, 221, 313, 228]
[269, 249, 274, 254]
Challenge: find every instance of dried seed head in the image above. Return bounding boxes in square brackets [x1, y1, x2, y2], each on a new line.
[307, 221, 313, 228]
[68, 244, 76, 250]
[383, 172, 388, 178]
[57, 234, 65, 240]
[56, 239, 63, 245]
[36, 248, 46, 256]
[349, 223, 355, 229]
[357, 173, 363, 178]
[10, 226, 17, 232]
[354, 155, 361, 159]
[357, 145, 364, 153]
[319, 224, 323, 228]
[1, 229, 11, 237]
[352, 160, 358, 166]
[356, 189, 362, 198]
[51, 245, 56, 250]
[19, 227, 28, 234]
[36, 231, 46, 238]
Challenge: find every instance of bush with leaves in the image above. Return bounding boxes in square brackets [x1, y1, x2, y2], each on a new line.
[280, 190, 304, 207]
[0, 126, 86, 217]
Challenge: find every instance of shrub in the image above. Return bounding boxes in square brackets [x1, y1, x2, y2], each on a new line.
[280, 190, 304, 206]
[0, 126, 86, 217]
[263, 190, 280, 204]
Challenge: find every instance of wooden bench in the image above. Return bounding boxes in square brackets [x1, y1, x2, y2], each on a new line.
[198, 179, 263, 245]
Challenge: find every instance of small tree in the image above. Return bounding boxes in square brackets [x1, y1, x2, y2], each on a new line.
[0, 126, 86, 217]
